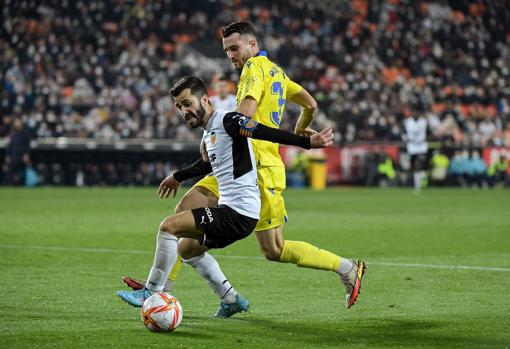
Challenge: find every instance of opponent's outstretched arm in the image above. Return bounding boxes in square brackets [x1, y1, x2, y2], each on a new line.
[224, 112, 333, 149]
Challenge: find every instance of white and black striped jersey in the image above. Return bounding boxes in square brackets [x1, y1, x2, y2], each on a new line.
[173, 111, 311, 219]
[404, 116, 428, 155]
[202, 110, 260, 219]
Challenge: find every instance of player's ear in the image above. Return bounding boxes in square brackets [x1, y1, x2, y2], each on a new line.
[201, 94, 209, 106]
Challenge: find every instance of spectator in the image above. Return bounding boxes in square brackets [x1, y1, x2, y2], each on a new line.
[4, 119, 31, 185]
[210, 77, 237, 111]
[449, 150, 469, 187]
[1, 0, 509, 144]
[466, 151, 487, 187]
[487, 155, 509, 187]
[429, 149, 450, 186]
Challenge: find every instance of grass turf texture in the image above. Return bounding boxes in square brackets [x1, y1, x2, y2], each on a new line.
[0, 187, 509, 348]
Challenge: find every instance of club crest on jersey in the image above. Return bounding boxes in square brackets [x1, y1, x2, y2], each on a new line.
[210, 131, 217, 145]
[241, 118, 258, 132]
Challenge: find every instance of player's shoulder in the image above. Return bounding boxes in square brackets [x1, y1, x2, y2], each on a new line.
[244, 55, 265, 69]
[222, 111, 253, 126]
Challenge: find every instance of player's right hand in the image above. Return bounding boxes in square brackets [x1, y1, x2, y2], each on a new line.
[158, 175, 181, 198]
[310, 127, 334, 148]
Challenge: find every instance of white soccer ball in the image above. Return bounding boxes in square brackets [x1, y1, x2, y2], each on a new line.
[141, 292, 183, 332]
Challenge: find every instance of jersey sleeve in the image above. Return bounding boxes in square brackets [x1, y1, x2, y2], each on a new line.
[238, 58, 265, 103]
[223, 112, 311, 149]
[285, 78, 303, 99]
[223, 112, 258, 138]
[173, 157, 213, 182]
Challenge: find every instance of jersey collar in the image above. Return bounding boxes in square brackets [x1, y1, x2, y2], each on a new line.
[256, 50, 268, 57]
[205, 110, 218, 131]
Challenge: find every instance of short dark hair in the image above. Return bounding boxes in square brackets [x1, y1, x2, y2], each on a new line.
[222, 21, 256, 38]
[169, 76, 208, 98]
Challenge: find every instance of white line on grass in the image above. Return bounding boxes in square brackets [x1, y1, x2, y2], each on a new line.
[1, 243, 509, 272]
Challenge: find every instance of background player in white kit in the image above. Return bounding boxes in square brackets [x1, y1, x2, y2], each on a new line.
[209, 76, 237, 111]
[404, 113, 428, 191]
[117, 76, 333, 308]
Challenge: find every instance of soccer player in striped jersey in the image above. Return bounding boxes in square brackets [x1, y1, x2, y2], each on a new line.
[117, 76, 333, 309]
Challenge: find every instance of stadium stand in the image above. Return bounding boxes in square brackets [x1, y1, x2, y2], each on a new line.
[1, 0, 510, 185]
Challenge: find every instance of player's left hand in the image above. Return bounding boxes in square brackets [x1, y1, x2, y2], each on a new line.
[310, 127, 334, 148]
[295, 127, 318, 137]
[158, 175, 181, 198]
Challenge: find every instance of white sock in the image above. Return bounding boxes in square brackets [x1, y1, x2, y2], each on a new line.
[337, 258, 354, 275]
[145, 231, 178, 292]
[184, 253, 237, 304]
[413, 171, 420, 189]
[419, 171, 426, 187]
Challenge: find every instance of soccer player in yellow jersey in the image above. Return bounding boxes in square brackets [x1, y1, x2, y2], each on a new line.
[122, 22, 365, 315]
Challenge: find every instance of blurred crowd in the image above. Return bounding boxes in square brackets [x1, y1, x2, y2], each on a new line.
[1, 0, 510, 147]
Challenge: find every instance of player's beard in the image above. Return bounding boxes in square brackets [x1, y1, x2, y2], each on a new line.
[233, 50, 251, 73]
[185, 103, 206, 129]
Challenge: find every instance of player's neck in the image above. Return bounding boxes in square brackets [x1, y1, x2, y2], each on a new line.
[201, 106, 215, 128]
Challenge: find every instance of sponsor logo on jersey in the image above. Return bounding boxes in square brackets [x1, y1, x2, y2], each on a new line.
[204, 207, 214, 223]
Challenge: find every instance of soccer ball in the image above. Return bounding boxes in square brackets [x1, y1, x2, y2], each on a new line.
[141, 292, 183, 332]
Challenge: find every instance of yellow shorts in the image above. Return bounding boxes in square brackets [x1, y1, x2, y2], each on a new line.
[193, 166, 287, 232]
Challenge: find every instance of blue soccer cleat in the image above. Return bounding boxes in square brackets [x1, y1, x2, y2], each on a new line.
[117, 288, 151, 307]
[214, 294, 250, 318]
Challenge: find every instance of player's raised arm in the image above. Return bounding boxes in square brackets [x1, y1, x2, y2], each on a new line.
[286, 80, 318, 137]
[224, 112, 333, 149]
[236, 97, 258, 118]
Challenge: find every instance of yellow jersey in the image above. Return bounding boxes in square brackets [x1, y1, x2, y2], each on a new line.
[236, 50, 303, 167]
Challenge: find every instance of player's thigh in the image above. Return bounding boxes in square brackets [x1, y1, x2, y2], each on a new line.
[178, 238, 208, 259]
[195, 206, 257, 249]
[255, 166, 287, 231]
[160, 211, 203, 241]
[176, 179, 219, 213]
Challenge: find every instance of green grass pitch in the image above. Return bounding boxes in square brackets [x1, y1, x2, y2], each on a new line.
[0, 187, 509, 348]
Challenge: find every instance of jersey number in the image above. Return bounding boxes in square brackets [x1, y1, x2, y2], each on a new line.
[270, 82, 285, 126]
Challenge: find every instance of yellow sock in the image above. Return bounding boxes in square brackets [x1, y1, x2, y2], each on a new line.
[168, 256, 183, 281]
[279, 240, 341, 272]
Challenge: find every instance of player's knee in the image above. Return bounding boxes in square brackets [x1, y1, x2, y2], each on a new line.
[261, 246, 282, 261]
[159, 216, 179, 235]
[179, 246, 203, 260]
[178, 242, 202, 259]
